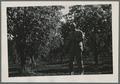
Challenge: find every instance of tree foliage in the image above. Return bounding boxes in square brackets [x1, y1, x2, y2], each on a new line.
[8, 5, 112, 74]
[7, 6, 64, 73]
[62, 4, 112, 64]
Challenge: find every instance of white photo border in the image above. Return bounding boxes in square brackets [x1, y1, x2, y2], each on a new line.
[1, 1, 119, 83]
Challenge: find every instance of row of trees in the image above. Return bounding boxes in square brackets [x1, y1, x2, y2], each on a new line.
[7, 6, 64, 73]
[63, 4, 112, 65]
[8, 4, 112, 74]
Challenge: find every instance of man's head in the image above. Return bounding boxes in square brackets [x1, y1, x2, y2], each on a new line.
[67, 14, 74, 22]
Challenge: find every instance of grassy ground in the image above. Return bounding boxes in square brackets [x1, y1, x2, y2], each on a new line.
[9, 62, 113, 77]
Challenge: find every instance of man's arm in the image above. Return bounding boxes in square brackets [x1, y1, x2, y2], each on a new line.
[79, 41, 83, 51]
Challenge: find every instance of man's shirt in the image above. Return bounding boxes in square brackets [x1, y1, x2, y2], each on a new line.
[64, 30, 83, 54]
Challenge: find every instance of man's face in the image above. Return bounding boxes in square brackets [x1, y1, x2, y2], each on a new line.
[67, 15, 74, 22]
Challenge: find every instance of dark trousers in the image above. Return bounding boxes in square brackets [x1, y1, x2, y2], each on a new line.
[68, 50, 83, 74]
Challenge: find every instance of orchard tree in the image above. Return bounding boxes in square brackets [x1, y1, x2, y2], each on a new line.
[61, 4, 112, 65]
[7, 6, 64, 73]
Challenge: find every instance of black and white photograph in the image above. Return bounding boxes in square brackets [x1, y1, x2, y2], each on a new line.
[1, 1, 119, 83]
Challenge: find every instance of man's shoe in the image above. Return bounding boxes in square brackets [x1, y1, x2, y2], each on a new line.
[71, 71, 74, 75]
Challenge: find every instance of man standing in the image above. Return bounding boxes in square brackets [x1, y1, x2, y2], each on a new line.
[64, 22, 84, 75]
